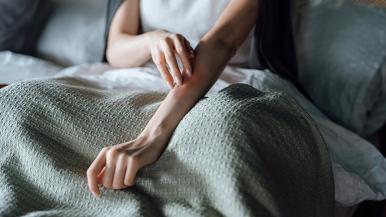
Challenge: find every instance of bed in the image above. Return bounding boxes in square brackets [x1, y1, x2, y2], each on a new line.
[0, 0, 385, 216]
[0, 52, 384, 217]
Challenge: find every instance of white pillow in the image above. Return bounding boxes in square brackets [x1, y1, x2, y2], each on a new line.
[36, 0, 107, 66]
[294, 0, 386, 136]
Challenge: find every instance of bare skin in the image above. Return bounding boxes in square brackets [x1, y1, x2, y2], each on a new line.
[87, 0, 259, 198]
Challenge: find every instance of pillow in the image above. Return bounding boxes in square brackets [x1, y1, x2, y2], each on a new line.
[0, 0, 52, 55]
[36, 0, 107, 66]
[294, 0, 386, 137]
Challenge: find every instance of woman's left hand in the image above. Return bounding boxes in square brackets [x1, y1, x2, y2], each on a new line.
[86, 135, 168, 198]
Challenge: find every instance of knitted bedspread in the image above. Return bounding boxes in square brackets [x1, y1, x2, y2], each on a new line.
[0, 78, 333, 217]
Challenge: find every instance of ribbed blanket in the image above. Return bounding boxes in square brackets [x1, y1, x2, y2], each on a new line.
[0, 78, 333, 217]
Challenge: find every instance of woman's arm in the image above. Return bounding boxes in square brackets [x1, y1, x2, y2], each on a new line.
[87, 0, 259, 197]
[106, 0, 145, 67]
[141, 0, 260, 137]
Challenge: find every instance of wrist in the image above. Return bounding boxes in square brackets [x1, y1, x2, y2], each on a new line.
[139, 120, 174, 143]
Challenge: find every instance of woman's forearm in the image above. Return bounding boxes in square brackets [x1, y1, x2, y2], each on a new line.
[140, 0, 259, 142]
[106, 32, 152, 68]
[140, 37, 237, 141]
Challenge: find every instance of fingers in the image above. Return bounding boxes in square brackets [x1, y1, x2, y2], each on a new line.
[150, 32, 195, 88]
[185, 39, 195, 58]
[112, 154, 128, 189]
[153, 51, 174, 88]
[87, 137, 164, 197]
[124, 156, 141, 186]
[102, 148, 118, 189]
[87, 147, 108, 198]
[97, 167, 105, 184]
[172, 34, 192, 77]
[161, 38, 183, 86]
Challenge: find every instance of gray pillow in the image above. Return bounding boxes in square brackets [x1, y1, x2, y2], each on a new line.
[0, 0, 52, 55]
[294, 0, 386, 136]
[36, 0, 106, 66]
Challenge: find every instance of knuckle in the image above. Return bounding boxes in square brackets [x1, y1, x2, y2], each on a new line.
[101, 147, 109, 152]
[171, 34, 178, 40]
[106, 148, 118, 158]
[174, 33, 182, 40]
[129, 155, 140, 165]
[86, 168, 95, 177]
[165, 54, 174, 61]
[175, 45, 184, 54]
[160, 39, 169, 47]
[117, 152, 127, 161]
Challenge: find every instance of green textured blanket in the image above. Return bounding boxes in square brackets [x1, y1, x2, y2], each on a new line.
[0, 79, 333, 217]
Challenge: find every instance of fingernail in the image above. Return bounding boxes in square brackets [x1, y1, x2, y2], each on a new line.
[92, 192, 100, 198]
[187, 69, 192, 76]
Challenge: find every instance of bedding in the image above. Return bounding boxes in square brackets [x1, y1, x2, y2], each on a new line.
[53, 62, 386, 206]
[0, 51, 62, 84]
[0, 80, 334, 216]
[1, 51, 385, 206]
[36, 0, 106, 66]
[293, 0, 386, 137]
[0, 0, 51, 55]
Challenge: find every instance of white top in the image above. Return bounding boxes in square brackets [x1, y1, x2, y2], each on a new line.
[140, 0, 255, 68]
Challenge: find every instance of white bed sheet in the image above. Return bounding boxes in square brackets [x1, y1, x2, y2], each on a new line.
[0, 51, 385, 207]
[0, 51, 63, 83]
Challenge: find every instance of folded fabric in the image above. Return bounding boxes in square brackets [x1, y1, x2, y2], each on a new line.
[0, 80, 334, 216]
[294, 0, 386, 136]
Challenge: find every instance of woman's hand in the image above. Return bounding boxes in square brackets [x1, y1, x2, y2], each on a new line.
[147, 30, 195, 88]
[87, 134, 168, 198]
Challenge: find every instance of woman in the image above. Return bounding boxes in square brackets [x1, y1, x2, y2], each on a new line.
[86, 0, 260, 197]
[0, 1, 334, 215]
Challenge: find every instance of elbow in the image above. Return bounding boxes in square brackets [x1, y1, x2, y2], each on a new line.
[106, 42, 124, 68]
[105, 33, 120, 67]
[105, 42, 137, 68]
[105, 46, 120, 68]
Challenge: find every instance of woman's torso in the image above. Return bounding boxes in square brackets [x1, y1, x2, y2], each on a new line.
[140, 0, 255, 68]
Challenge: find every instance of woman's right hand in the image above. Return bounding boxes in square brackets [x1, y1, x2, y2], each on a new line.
[147, 30, 195, 88]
